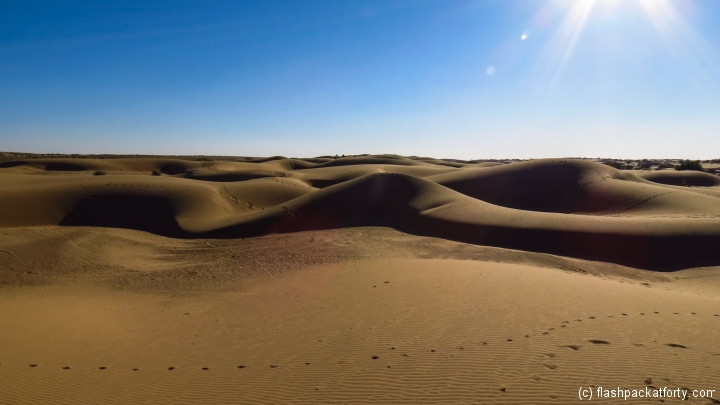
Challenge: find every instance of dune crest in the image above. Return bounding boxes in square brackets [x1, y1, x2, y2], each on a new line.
[2, 156, 720, 270]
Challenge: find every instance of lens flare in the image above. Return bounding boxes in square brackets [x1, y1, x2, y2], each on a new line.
[536, 0, 596, 91]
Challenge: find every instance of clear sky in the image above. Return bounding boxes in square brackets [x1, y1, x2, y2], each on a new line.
[2, 0, 719, 159]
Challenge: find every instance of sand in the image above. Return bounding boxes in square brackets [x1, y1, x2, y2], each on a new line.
[1, 155, 719, 404]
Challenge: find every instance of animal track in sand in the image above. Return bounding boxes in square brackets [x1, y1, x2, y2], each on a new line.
[9, 311, 713, 378]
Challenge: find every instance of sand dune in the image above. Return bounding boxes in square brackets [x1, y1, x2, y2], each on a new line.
[0, 227, 719, 404]
[2, 155, 720, 404]
[638, 170, 720, 187]
[2, 156, 720, 269]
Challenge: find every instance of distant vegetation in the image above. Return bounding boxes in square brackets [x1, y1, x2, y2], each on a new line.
[638, 160, 653, 170]
[93, 170, 106, 176]
[151, 169, 162, 176]
[601, 161, 623, 169]
[675, 160, 703, 172]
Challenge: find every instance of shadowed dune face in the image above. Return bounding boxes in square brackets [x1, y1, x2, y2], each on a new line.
[2, 156, 720, 270]
[45, 162, 88, 171]
[427, 159, 647, 214]
[638, 171, 720, 187]
[159, 163, 189, 175]
[60, 195, 183, 236]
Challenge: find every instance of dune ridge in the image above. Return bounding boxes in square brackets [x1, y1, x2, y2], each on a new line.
[2, 156, 720, 270]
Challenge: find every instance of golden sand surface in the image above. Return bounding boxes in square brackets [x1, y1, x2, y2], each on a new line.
[1, 156, 719, 404]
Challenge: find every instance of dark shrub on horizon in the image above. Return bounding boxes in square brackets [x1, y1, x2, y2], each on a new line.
[93, 170, 106, 176]
[675, 160, 703, 172]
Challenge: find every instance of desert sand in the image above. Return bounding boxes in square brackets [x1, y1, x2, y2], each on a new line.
[1, 155, 719, 404]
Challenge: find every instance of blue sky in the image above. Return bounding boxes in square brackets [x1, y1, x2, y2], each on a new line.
[2, 0, 719, 159]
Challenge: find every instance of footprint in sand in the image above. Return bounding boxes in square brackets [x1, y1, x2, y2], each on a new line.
[168, 367, 175, 370]
[29, 364, 37, 368]
[665, 343, 687, 349]
[588, 340, 610, 345]
[62, 366, 70, 370]
[543, 363, 557, 370]
[237, 365, 246, 369]
[562, 345, 582, 351]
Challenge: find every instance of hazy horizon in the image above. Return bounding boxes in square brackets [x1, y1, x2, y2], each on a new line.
[2, 0, 720, 159]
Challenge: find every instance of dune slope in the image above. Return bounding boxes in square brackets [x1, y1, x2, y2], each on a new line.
[2, 156, 720, 270]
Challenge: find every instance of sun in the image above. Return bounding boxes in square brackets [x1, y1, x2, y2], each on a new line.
[534, 0, 718, 89]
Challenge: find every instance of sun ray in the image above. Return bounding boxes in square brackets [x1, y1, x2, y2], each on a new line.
[529, 0, 720, 99]
[534, 0, 597, 95]
[638, 0, 720, 86]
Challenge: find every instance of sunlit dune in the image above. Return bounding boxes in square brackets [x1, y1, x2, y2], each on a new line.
[1, 155, 719, 404]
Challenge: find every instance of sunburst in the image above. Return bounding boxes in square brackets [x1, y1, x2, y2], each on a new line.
[534, 0, 719, 94]
[638, 0, 720, 84]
